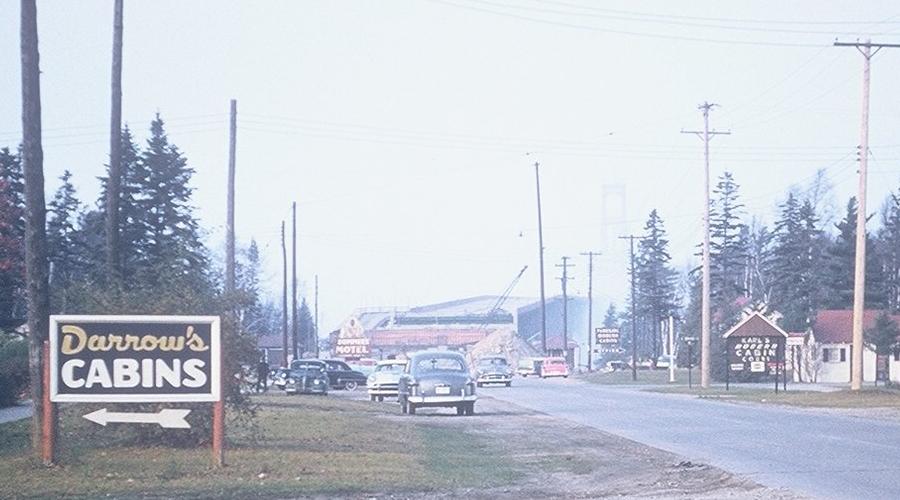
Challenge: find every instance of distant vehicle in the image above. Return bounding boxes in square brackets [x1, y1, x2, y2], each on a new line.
[367, 359, 407, 401]
[475, 356, 514, 387]
[283, 360, 329, 395]
[604, 360, 631, 372]
[516, 357, 540, 377]
[398, 351, 477, 416]
[655, 355, 674, 369]
[321, 359, 368, 391]
[636, 359, 654, 370]
[270, 367, 291, 389]
[540, 357, 569, 378]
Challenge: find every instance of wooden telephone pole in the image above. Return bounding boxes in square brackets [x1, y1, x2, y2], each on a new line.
[619, 235, 644, 381]
[835, 39, 900, 390]
[105, 0, 123, 282]
[281, 221, 288, 366]
[291, 202, 298, 359]
[534, 161, 548, 353]
[556, 256, 574, 364]
[581, 251, 601, 372]
[682, 102, 729, 389]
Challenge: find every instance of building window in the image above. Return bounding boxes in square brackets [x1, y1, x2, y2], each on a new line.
[823, 347, 846, 363]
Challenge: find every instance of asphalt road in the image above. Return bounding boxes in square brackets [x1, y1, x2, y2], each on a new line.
[483, 376, 900, 500]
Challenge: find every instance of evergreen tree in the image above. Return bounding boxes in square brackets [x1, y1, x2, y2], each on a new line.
[744, 218, 775, 305]
[879, 188, 900, 312]
[298, 298, 315, 355]
[823, 197, 886, 310]
[46, 170, 82, 312]
[636, 209, 678, 359]
[602, 303, 618, 328]
[709, 172, 748, 301]
[138, 114, 207, 285]
[237, 239, 263, 335]
[771, 195, 825, 331]
[0, 148, 25, 327]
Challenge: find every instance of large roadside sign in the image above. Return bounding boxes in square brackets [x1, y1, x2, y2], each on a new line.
[49, 315, 221, 403]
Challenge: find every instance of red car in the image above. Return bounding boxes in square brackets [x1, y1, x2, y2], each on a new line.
[540, 357, 569, 378]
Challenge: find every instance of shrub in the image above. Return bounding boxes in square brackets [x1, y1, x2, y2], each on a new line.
[0, 333, 28, 407]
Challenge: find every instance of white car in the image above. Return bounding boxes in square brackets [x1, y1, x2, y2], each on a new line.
[366, 359, 407, 401]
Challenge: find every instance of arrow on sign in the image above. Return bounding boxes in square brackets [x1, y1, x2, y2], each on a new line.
[83, 408, 191, 429]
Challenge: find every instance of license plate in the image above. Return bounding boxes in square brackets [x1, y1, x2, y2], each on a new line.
[435, 386, 451, 395]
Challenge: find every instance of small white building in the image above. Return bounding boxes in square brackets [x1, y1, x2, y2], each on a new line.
[805, 310, 900, 384]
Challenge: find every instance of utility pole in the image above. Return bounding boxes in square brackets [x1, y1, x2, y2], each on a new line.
[105, 0, 123, 283]
[534, 161, 548, 353]
[314, 274, 319, 357]
[835, 39, 900, 391]
[668, 315, 676, 383]
[619, 235, 644, 381]
[580, 251, 601, 372]
[216, 98, 236, 468]
[21, 0, 52, 462]
[682, 102, 730, 389]
[291, 202, 298, 359]
[556, 256, 574, 364]
[281, 221, 288, 366]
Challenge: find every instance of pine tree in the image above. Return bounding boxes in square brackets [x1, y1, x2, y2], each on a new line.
[237, 239, 263, 335]
[0, 148, 25, 327]
[709, 172, 748, 301]
[602, 303, 618, 328]
[138, 114, 207, 285]
[636, 209, 678, 359]
[823, 197, 886, 310]
[46, 170, 82, 312]
[298, 298, 315, 355]
[879, 188, 900, 312]
[744, 218, 775, 305]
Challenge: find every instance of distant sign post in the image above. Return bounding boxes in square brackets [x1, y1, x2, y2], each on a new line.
[593, 328, 620, 354]
[47, 316, 221, 461]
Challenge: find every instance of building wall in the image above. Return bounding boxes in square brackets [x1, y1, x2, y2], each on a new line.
[816, 343, 876, 383]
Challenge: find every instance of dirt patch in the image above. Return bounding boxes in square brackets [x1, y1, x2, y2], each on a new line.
[370, 396, 802, 499]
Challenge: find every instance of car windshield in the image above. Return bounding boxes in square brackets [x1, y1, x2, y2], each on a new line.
[375, 363, 405, 373]
[415, 356, 466, 373]
[478, 358, 507, 367]
[292, 363, 324, 372]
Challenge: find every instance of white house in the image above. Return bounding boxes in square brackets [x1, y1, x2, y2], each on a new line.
[806, 310, 900, 384]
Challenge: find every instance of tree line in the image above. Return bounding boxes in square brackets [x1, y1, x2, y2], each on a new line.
[614, 170, 900, 379]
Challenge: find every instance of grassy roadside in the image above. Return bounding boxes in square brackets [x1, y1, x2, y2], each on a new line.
[648, 385, 900, 408]
[578, 368, 693, 386]
[0, 394, 518, 498]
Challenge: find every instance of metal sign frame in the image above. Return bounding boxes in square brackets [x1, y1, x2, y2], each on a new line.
[49, 315, 221, 403]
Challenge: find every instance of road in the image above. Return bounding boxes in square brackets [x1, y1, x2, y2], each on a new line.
[483, 376, 900, 500]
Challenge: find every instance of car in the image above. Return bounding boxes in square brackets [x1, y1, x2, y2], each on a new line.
[321, 359, 368, 391]
[283, 360, 329, 395]
[366, 359, 407, 401]
[398, 351, 477, 416]
[540, 357, 569, 378]
[604, 360, 631, 372]
[475, 356, 514, 387]
[516, 357, 541, 377]
[270, 367, 291, 389]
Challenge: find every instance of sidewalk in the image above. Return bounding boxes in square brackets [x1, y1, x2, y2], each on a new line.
[0, 401, 32, 424]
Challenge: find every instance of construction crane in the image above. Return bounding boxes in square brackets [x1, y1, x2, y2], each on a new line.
[485, 265, 528, 320]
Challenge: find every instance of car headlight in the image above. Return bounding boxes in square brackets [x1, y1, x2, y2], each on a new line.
[287, 378, 295, 384]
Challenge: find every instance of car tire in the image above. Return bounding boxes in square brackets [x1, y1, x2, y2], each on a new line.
[505, 382, 511, 387]
[476, 382, 482, 388]
[345, 380, 358, 391]
[370, 395, 377, 402]
[377, 396, 384, 402]
[465, 403, 475, 416]
[456, 405, 465, 416]
[563, 375, 568, 378]
[408, 403, 416, 415]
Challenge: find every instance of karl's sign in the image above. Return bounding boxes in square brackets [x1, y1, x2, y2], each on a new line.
[722, 312, 788, 376]
[50, 315, 221, 403]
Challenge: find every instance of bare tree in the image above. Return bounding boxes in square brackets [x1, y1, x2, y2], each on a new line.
[20, 0, 51, 455]
[105, 0, 124, 281]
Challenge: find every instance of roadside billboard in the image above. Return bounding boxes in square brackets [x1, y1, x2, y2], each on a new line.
[49, 315, 221, 403]
[594, 327, 620, 353]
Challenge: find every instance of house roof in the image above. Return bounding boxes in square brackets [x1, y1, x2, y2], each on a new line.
[722, 312, 788, 339]
[812, 309, 900, 344]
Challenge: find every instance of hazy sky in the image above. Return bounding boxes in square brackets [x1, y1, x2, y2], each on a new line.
[3, 1, 900, 334]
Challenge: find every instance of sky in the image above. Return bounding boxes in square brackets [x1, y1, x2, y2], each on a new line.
[2, 1, 900, 335]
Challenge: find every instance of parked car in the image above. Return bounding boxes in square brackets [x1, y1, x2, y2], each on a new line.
[517, 357, 541, 377]
[398, 351, 477, 416]
[270, 367, 291, 389]
[283, 360, 329, 395]
[604, 360, 631, 372]
[366, 359, 407, 401]
[475, 356, 514, 387]
[321, 359, 368, 391]
[540, 357, 569, 378]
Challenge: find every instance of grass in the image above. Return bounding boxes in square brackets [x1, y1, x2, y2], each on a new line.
[578, 368, 693, 386]
[648, 385, 900, 408]
[0, 393, 518, 498]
